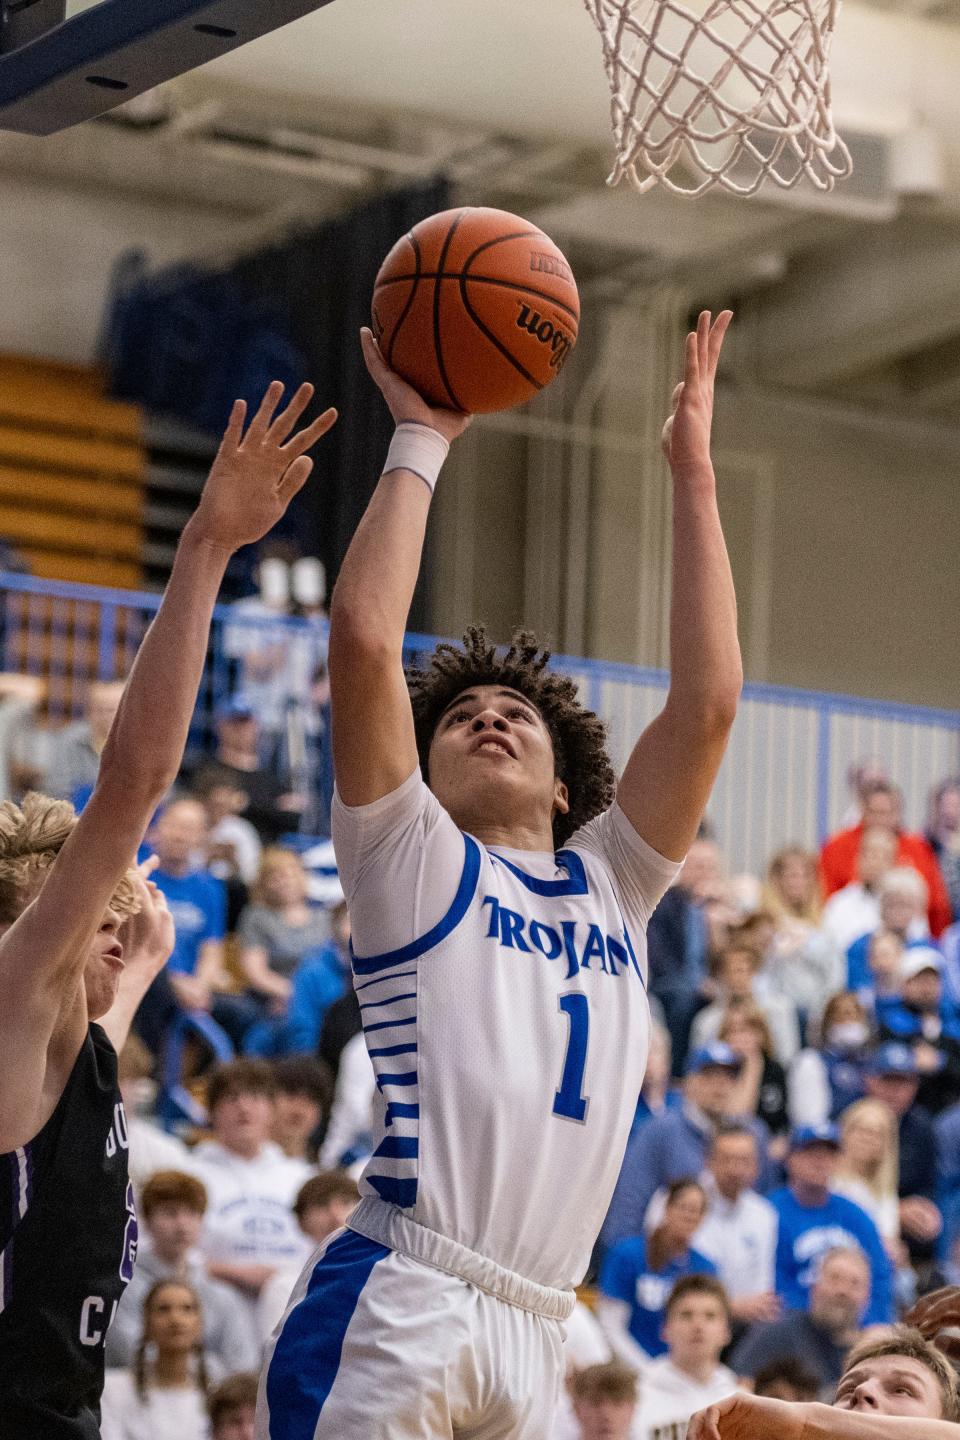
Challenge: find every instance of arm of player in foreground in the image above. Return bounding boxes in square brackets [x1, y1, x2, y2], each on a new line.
[328, 329, 471, 807]
[687, 1393, 960, 1440]
[616, 311, 743, 862]
[0, 385, 335, 1113]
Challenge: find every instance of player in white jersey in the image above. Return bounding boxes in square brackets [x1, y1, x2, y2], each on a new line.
[259, 310, 742, 1440]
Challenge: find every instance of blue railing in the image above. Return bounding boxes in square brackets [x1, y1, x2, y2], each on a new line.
[2, 570, 958, 874]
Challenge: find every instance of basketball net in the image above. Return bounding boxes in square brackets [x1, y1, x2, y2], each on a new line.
[583, 0, 853, 197]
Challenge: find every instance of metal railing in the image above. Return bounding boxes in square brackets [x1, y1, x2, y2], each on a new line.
[2, 570, 958, 874]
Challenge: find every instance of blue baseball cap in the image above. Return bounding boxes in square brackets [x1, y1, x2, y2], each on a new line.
[868, 1042, 919, 1078]
[216, 694, 256, 721]
[685, 1042, 743, 1075]
[789, 1123, 841, 1152]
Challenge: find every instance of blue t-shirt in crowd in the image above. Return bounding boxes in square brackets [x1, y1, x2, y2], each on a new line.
[769, 1186, 894, 1325]
[153, 868, 227, 976]
[599, 1234, 718, 1358]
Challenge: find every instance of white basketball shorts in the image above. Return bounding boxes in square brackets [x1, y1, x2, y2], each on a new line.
[257, 1198, 573, 1440]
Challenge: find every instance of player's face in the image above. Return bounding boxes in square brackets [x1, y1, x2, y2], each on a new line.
[571, 1398, 636, 1440]
[427, 685, 568, 840]
[663, 1295, 730, 1369]
[834, 1356, 943, 1418]
[146, 1284, 202, 1353]
[82, 906, 126, 1020]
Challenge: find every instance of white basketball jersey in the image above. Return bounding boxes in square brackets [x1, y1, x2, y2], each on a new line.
[333, 771, 680, 1292]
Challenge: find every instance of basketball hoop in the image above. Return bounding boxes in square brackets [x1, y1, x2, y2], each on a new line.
[583, 0, 853, 197]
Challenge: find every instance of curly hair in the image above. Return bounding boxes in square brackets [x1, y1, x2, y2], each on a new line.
[0, 792, 139, 926]
[406, 626, 615, 847]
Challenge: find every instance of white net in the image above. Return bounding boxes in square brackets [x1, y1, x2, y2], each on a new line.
[584, 0, 853, 197]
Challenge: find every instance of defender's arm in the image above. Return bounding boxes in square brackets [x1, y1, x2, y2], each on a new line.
[617, 312, 742, 861]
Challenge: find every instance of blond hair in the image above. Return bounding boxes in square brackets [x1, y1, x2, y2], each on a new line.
[0, 792, 138, 926]
[250, 846, 306, 908]
[842, 1327, 960, 1421]
[836, 1098, 899, 1208]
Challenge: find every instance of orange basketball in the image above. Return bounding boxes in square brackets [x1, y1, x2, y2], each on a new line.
[371, 207, 580, 414]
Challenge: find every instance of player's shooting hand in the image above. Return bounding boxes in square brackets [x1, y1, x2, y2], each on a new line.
[190, 382, 337, 553]
[687, 1393, 807, 1440]
[118, 855, 175, 986]
[360, 327, 472, 444]
[661, 309, 733, 474]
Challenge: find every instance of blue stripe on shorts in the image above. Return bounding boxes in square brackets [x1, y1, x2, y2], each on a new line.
[266, 1229, 390, 1439]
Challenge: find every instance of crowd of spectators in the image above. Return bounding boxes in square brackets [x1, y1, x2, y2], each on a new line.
[3, 640, 960, 1437]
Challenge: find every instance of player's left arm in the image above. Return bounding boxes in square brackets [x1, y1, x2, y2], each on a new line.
[616, 311, 742, 862]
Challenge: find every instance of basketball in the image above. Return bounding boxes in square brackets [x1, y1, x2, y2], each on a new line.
[371, 207, 580, 414]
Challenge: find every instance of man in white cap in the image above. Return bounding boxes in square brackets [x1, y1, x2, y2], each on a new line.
[876, 948, 960, 1114]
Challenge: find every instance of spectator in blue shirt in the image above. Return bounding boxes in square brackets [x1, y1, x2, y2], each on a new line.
[137, 797, 258, 1051]
[598, 1178, 717, 1367]
[243, 902, 350, 1057]
[602, 1042, 771, 1254]
[769, 1123, 894, 1325]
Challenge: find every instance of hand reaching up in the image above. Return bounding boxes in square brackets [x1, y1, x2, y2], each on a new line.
[661, 310, 733, 474]
[360, 328, 472, 444]
[191, 382, 337, 554]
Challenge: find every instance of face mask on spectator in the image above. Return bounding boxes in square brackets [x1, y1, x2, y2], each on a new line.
[827, 1021, 869, 1051]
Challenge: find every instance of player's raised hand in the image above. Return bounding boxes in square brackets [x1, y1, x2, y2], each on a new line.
[661, 309, 733, 474]
[118, 855, 175, 987]
[360, 327, 472, 444]
[191, 382, 337, 553]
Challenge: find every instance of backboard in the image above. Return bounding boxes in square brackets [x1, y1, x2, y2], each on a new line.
[0, 0, 335, 135]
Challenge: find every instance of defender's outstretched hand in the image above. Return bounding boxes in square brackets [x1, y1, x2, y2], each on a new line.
[661, 309, 733, 473]
[191, 382, 337, 553]
[360, 328, 472, 444]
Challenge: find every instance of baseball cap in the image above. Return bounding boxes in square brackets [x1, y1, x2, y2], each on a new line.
[867, 1042, 919, 1077]
[789, 1123, 841, 1152]
[899, 947, 943, 983]
[685, 1042, 743, 1075]
[217, 694, 256, 721]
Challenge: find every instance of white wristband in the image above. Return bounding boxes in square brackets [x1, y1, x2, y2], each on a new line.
[382, 422, 450, 494]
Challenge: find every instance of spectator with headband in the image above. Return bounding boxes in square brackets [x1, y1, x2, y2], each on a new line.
[688, 1325, 960, 1438]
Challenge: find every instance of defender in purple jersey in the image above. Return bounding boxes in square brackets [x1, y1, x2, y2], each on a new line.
[0, 382, 336, 1440]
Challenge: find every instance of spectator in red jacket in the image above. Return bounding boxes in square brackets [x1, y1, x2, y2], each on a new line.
[820, 780, 951, 937]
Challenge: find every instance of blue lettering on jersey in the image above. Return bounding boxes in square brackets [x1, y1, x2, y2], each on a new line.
[481, 895, 643, 983]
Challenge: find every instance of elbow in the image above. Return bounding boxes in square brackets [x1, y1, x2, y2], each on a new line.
[329, 596, 399, 670]
[97, 741, 177, 805]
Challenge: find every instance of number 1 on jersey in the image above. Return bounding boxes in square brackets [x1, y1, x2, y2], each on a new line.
[553, 992, 590, 1123]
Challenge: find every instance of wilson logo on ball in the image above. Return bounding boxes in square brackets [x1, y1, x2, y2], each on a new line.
[516, 304, 574, 371]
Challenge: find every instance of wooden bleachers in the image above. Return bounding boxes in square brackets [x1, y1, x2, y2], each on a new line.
[0, 354, 144, 589]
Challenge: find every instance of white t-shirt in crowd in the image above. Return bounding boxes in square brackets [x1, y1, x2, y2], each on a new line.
[821, 885, 881, 955]
[190, 1140, 314, 1322]
[691, 1180, 778, 1300]
[633, 1357, 738, 1440]
[100, 1371, 211, 1440]
[831, 1176, 900, 1242]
